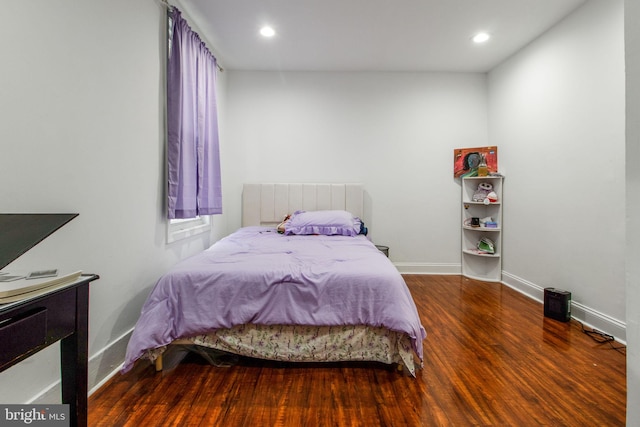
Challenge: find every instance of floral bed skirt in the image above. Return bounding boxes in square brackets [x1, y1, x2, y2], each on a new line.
[145, 324, 421, 376]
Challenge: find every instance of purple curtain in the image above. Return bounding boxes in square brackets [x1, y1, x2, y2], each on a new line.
[167, 8, 222, 219]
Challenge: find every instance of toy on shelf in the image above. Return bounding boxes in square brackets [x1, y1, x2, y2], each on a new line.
[472, 182, 499, 205]
[472, 182, 493, 202]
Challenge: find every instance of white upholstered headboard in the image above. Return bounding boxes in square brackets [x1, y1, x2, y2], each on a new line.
[242, 183, 364, 227]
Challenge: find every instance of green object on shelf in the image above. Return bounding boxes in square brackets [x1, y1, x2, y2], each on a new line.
[477, 237, 495, 254]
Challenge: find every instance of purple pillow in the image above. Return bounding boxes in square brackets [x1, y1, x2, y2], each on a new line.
[284, 210, 361, 236]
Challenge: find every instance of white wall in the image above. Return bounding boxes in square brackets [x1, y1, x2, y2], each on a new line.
[0, 1, 228, 403]
[224, 71, 489, 272]
[488, 0, 626, 337]
[625, 0, 640, 424]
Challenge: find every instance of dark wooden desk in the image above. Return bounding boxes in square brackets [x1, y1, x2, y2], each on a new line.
[0, 274, 98, 427]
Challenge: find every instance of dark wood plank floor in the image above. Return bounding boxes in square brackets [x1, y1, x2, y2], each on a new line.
[88, 275, 626, 426]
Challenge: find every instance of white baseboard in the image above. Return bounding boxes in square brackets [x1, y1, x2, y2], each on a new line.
[501, 271, 626, 343]
[31, 328, 134, 404]
[87, 329, 133, 395]
[86, 329, 133, 395]
[27, 381, 60, 405]
[393, 262, 461, 275]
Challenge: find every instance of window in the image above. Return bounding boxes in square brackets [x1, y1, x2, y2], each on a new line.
[167, 216, 211, 243]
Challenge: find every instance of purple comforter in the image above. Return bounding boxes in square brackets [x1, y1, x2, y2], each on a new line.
[122, 226, 426, 372]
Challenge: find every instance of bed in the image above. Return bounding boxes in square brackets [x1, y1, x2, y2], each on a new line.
[122, 183, 426, 375]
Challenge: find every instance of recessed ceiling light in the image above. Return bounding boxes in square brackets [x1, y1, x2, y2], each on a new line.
[260, 26, 276, 38]
[472, 32, 491, 44]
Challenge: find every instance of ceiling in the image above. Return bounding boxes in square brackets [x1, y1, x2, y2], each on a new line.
[176, 0, 587, 73]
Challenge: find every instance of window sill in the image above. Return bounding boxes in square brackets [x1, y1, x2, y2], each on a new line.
[167, 216, 211, 243]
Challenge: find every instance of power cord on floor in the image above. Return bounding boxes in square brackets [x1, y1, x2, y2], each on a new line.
[572, 319, 626, 355]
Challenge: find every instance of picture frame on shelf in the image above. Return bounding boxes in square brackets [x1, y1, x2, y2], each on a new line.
[453, 146, 498, 178]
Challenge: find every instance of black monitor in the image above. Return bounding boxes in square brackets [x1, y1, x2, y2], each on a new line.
[0, 214, 78, 271]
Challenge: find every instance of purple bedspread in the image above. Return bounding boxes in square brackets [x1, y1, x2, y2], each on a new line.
[122, 227, 426, 372]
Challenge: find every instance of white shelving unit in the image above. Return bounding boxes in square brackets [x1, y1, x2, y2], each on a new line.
[461, 176, 504, 282]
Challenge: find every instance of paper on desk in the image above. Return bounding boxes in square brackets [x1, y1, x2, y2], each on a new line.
[0, 271, 83, 303]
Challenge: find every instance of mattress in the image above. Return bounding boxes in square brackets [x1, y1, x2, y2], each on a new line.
[123, 226, 426, 373]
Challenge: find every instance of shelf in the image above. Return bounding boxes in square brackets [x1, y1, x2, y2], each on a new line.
[462, 176, 503, 180]
[462, 225, 500, 231]
[463, 249, 501, 257]
[461, 175, 503, 282]
[461, 272, 503, 283]
[462, 201, 501, 205]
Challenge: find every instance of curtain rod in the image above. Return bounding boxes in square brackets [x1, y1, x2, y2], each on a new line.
[159, 0, 224, 72]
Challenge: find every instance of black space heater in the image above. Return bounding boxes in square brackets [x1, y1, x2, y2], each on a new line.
[544, 288, 572, 322]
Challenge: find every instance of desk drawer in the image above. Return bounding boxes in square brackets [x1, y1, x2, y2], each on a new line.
[0, 309, 47, 368]
[0, 287, 77, 370]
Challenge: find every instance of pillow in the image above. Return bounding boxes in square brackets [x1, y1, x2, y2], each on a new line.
[283, 210, 361, 236]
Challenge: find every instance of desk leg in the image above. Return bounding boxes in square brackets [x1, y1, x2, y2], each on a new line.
[61, 284, 89, 427]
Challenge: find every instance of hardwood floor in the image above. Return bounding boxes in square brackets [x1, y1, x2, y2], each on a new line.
[88, 275, 626, 426]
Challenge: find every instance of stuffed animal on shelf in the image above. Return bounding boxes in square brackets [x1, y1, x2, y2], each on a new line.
[472, 182, 493, 202]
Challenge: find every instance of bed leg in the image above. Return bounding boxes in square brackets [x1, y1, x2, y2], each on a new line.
[155, 355, 163, 372]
